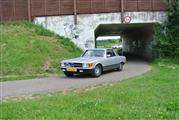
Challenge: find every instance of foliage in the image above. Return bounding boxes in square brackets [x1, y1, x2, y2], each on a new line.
[153, 0, 179, 58]
[1, 60, 178, 119]
[0, 22, 82, 81]
[116, 47, 123, 53]
[96, 39, 120, 48]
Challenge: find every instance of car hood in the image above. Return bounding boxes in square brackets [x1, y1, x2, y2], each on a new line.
[62, 57, 103, 63]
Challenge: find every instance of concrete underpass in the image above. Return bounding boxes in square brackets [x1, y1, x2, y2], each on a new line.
[95, 23, 155, 60]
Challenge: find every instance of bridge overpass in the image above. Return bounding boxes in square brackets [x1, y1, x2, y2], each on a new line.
[0, 0, 171, 59]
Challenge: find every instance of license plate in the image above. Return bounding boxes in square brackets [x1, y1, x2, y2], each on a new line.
[67, 68, 77, 72]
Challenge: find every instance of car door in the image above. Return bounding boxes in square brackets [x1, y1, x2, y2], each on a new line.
[112, 49, 122, 64]
[103, 49, 118, 71]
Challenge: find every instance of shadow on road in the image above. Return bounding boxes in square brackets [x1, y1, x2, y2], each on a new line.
[60, 70, 121, 79]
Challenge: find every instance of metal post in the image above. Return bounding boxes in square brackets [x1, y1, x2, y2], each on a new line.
[0, 0, 2, 21]
[151, 0, 154, 11]
[120, 0, 125, 55]
[44, 0, 47, 16]
[168, 0, 174, 7]
[121, 0, 124, 24]
[74, 0, 77, 25]
[58, 0, 60, 15]
[137, 0, 139, 11]
[13, 0, 16, 20]
[27, 0, 31, 21]
[90, 0, 92, 13]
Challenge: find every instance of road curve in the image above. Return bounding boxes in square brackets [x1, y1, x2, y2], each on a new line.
[0, 61, 151, 99]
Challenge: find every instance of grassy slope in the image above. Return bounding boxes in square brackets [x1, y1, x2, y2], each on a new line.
[1, 60, 178, 120]
[0, 22, 82, 81]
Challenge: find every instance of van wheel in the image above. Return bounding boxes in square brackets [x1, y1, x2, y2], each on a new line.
[92, 65, 102, 77]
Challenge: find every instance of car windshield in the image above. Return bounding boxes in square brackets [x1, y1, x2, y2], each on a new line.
[82, 50, 105, 57]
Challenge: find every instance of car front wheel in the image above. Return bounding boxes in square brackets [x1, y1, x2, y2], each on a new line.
[117, 63, 124, 71]
[92, 65, 102, 77]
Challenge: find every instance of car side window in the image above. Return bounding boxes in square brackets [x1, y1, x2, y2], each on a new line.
[107, 49, 116, 57]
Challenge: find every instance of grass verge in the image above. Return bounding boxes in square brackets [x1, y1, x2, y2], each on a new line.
[0, 22, 82, 82]
[0, 60, 178, 119]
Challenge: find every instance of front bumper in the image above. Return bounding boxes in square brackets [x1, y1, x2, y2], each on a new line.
[61, 67, 94, 74]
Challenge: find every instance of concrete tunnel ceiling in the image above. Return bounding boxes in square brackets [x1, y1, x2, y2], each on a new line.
[95, 23, 155, 60]
[95, 23, 155, 37]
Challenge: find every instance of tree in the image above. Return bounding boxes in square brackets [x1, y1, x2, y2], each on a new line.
[153, 0, 179, 58]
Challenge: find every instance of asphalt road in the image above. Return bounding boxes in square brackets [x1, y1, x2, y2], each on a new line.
[0, 61, 151, 99]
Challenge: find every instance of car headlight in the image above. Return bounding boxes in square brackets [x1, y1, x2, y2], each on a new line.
[84, 63, 93, 68]
[61, 62, 65, 67]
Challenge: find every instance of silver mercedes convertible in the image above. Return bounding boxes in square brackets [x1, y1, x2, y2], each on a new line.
[60, 48, 126, 77]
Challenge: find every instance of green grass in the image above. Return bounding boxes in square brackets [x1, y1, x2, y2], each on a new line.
[1, 60, 178, 120]
[96, 39, 120, 48]
[0, 22, 82, 81]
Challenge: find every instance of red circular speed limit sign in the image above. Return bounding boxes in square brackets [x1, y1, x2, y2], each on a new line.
[124, 16, 132, 23]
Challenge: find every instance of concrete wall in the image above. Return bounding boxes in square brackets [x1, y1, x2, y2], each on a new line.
[34, 11, 167, 50]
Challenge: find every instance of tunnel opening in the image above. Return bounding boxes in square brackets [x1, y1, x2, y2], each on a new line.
[96, 36, 121, 49]
[95, 23, 155, 61]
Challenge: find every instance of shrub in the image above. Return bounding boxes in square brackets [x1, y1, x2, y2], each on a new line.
[153, 0, 179, 58]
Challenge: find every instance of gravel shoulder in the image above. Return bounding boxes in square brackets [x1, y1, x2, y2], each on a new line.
[0, 61, 151, 99]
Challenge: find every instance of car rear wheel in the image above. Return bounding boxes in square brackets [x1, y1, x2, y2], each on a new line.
[92, 65, 102, 77]
[64, 72, 74, 77]
[117, 63, 123, 71]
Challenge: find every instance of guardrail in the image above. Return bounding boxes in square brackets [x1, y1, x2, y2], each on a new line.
[0, 0, 168, 21]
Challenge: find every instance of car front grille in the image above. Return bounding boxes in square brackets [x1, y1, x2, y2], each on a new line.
[65, 63, 83, 67]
